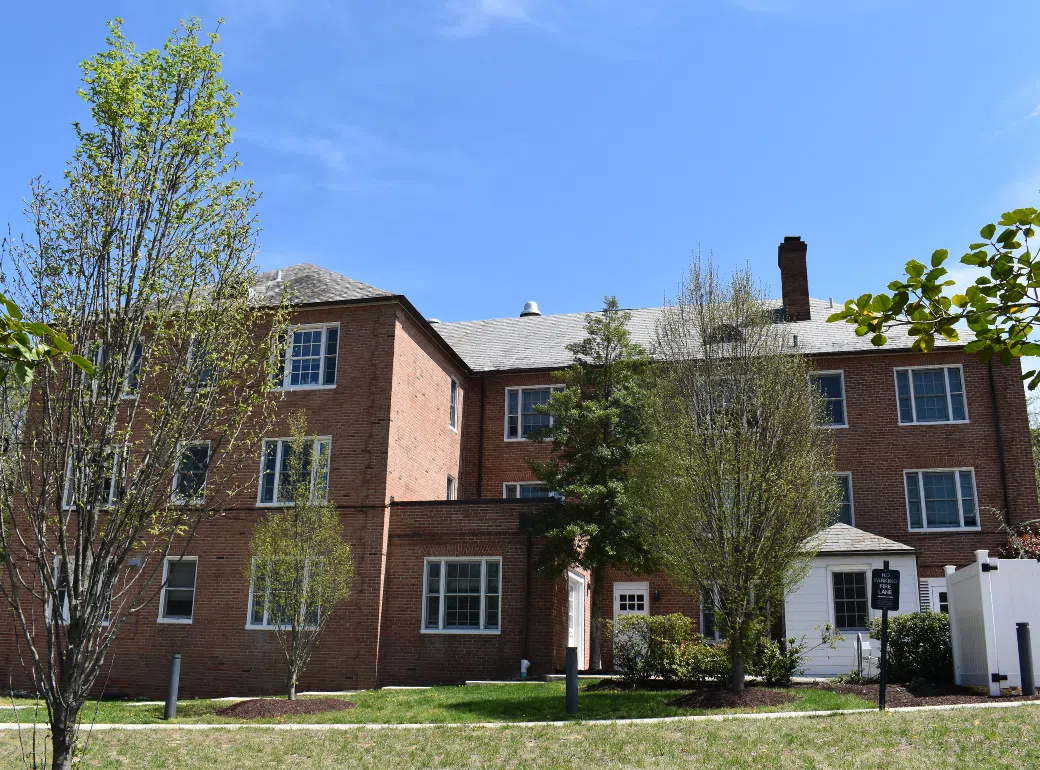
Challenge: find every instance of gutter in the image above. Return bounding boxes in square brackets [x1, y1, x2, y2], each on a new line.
[987, 361, 1013, 522]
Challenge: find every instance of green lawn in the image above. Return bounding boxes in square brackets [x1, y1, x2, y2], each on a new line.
[0, 682, 874, 725]
[2, 706, 1039, 769]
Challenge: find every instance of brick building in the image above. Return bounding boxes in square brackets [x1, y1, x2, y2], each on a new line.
[2, 238, 1037, 696]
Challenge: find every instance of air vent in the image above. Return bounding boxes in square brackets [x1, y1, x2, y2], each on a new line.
[520, 301, 541, 317]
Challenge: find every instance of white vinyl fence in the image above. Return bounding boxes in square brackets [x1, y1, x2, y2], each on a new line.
[945, 550, 1040, 696]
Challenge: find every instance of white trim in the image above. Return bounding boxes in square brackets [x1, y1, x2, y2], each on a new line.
[420, 557, 502, 635]
[835, 471, 854, 526]
[121, 340, 144, 400]
[567, 570, 586, 666]
[503, 385, 564, 441]
[449, 377, 460, 433]
[810, 370, 848, 429]
[893, 364, 969, 425]
[157, 556, 198, 624]
[62, 446, 123, 511]
[613, 581, 649, 617]
[903, 467, 981, 532]
[255, 436, 332, 507]
[245, 558, 320, 630]
[827, 564, 872, 632]
[447, 475, 457, 501]
[171, 441, 211, 505]
[271, 322, 341, 392]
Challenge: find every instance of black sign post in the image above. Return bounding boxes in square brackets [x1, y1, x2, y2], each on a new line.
[871, 561, 900, 711]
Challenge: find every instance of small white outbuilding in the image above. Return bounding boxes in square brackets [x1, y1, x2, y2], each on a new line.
[784, 523, 919, 677]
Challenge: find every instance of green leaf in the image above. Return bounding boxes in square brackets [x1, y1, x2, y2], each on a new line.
[939, 327, 959, 342]
[870, 294, 892, 312]
[931, 249, 948, 267]
[856, 293, 873, 310]
[951, 294, 969, 308]
[906, 260, 926, 279]
[69, 354, 94, 374]
[980, 223, 996, 239]
[871, 333, 887, 346]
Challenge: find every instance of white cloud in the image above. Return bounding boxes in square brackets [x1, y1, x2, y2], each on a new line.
[441, 0, 540, 36]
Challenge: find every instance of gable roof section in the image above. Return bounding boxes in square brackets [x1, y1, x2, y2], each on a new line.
[252, 264, 393, 306]
[802, 523, 915, 555]
[436, 298, 971, 373]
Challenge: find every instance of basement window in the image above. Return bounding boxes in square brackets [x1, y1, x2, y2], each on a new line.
[422, 558, 501, 633]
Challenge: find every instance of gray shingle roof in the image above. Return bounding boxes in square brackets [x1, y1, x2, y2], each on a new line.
[436, 298, 971, 373]
[802, 523, 915, 555]
[252, 264, 392, 306]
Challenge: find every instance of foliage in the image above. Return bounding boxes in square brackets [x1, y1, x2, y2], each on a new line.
[832, 669, 879, 685]
[629, 257, 841, 691]
[607, 614, 728, 686]
[248, 414, 355, 700]
[529, 296, 654, 669]
[746, 625, 843, 686]
[0, 292, 91, 387]
[0, 18, 287, 770]
[869, 612, 953, 683]
[827, 208, 1040, 388]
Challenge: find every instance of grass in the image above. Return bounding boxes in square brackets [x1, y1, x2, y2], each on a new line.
[0, 682, 875, 725]
[2, 705, 1039, 769]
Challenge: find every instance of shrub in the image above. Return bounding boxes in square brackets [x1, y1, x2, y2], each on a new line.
[747, 637, 806, 686]
[868, 611, 952, 683]
[607, 614, 728, 686]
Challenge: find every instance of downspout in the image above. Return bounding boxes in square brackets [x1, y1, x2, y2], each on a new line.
[523, 529, 532, 665]
[987, 361, 1013, 522]
[476, 375, 487, 499]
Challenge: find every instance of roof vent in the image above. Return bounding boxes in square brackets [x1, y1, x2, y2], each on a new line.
[276, 269, 284, 282]
[520, 301, 542, 318]
[428, 318, 441, 324]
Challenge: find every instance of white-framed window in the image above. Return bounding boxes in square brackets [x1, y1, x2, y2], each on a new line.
[447, 475, 457, 500]
[422, 557, 501, 633]
[700, 586, 725, 641]
[186, 337, 215, 390]
[62, 447, 123, 510]
[449, 378, 459, 431]
[502, 482, 551, 499]
[172, 442, 211, 504]
[904, 468, 979, 531]
[123, 341, 144, 398]
[831, 569, 870, 631]
[504, 385, 564, 440]
[50, 557, 111, 625]
[158, 556, 198, 624]
[894, 365, 968, 424]
[835, 472, 854, 526]
[272, 323, 340, 390]
[246, 558, 320, 630]
[919, 577, 949, 614]
[257, 437, 331, 506]
[810, 370, 847, 427]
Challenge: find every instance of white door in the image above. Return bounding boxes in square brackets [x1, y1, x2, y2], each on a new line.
[612, 581, 649, 670]
[929, 582, 949, 614]
[567, 571, 586, 668]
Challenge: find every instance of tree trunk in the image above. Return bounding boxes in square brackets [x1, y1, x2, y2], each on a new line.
[589, 566, 605, 672]
[730, 626, 745, 693]
[50, 703, 79, 770]
[288, 663, 298, 701]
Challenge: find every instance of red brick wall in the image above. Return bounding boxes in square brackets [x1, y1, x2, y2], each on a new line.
[386, 309, 465, 503]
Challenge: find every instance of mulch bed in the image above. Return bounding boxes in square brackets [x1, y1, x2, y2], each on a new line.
[668, 687, 798, 710]
[216, 698, 355, 719]
[808, 682, 1040, 708]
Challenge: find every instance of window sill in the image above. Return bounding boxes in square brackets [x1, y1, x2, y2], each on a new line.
[157, 617, 193, 625]
[272, 384, 337, 393]
[897, 420, 970, 427]
[245, 624, 317, 631]
[504, 437, 541, 443]
[908, 526, 982, 534]
[420, 628, 502, 635]
[819, 423, 849, 430]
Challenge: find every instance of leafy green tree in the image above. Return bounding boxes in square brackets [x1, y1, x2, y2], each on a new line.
[828, 207, 1040, 388]
[630, 259, 840, 692]
[0, 19, 286, 770]
[529, 296, 655, 671]
[0, 293, 90, 386]
[248, 414, 355, 700]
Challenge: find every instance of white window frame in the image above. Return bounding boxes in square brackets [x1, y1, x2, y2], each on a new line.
[157, 556, 198, 625]
[256, 436, 332, 507]
[919, 577, 949, 613]
[502, 482, 551, 499]
[903, 467, 981, 532]
[504, 385, 564, 441]
[828, 565, 872, 632]
[835, 472, 855, 526]
[122, 340, 144, 400]
[171, 441, 211, 505]
[447, 475, 457, 500]
[62, 447, 123, 511]
[449, 377, 460, 432]
[421, 557, 502, 635]
[613, 581, 650, 618]
[893, 365, 969, 425]
[245, 557, 319, 630]
[50, 557, 111, 626]
[810, 370, 848, 429]
[186, 337, 216, 391]
[272, 322, 340, 391]
[700, 585, 724, 642]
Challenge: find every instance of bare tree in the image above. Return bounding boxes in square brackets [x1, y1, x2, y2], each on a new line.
[0, 19, 287, 769]
[631, 257, 840, 692]
[247, 413, 355, 700]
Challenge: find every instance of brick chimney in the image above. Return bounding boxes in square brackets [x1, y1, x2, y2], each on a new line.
[777, 236, 810, 322]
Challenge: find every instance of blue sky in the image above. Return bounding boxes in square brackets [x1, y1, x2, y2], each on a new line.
[3, 1, 1040, 326]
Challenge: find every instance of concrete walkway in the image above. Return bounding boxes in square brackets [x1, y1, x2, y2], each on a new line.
[1, 698, 1037, 731]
